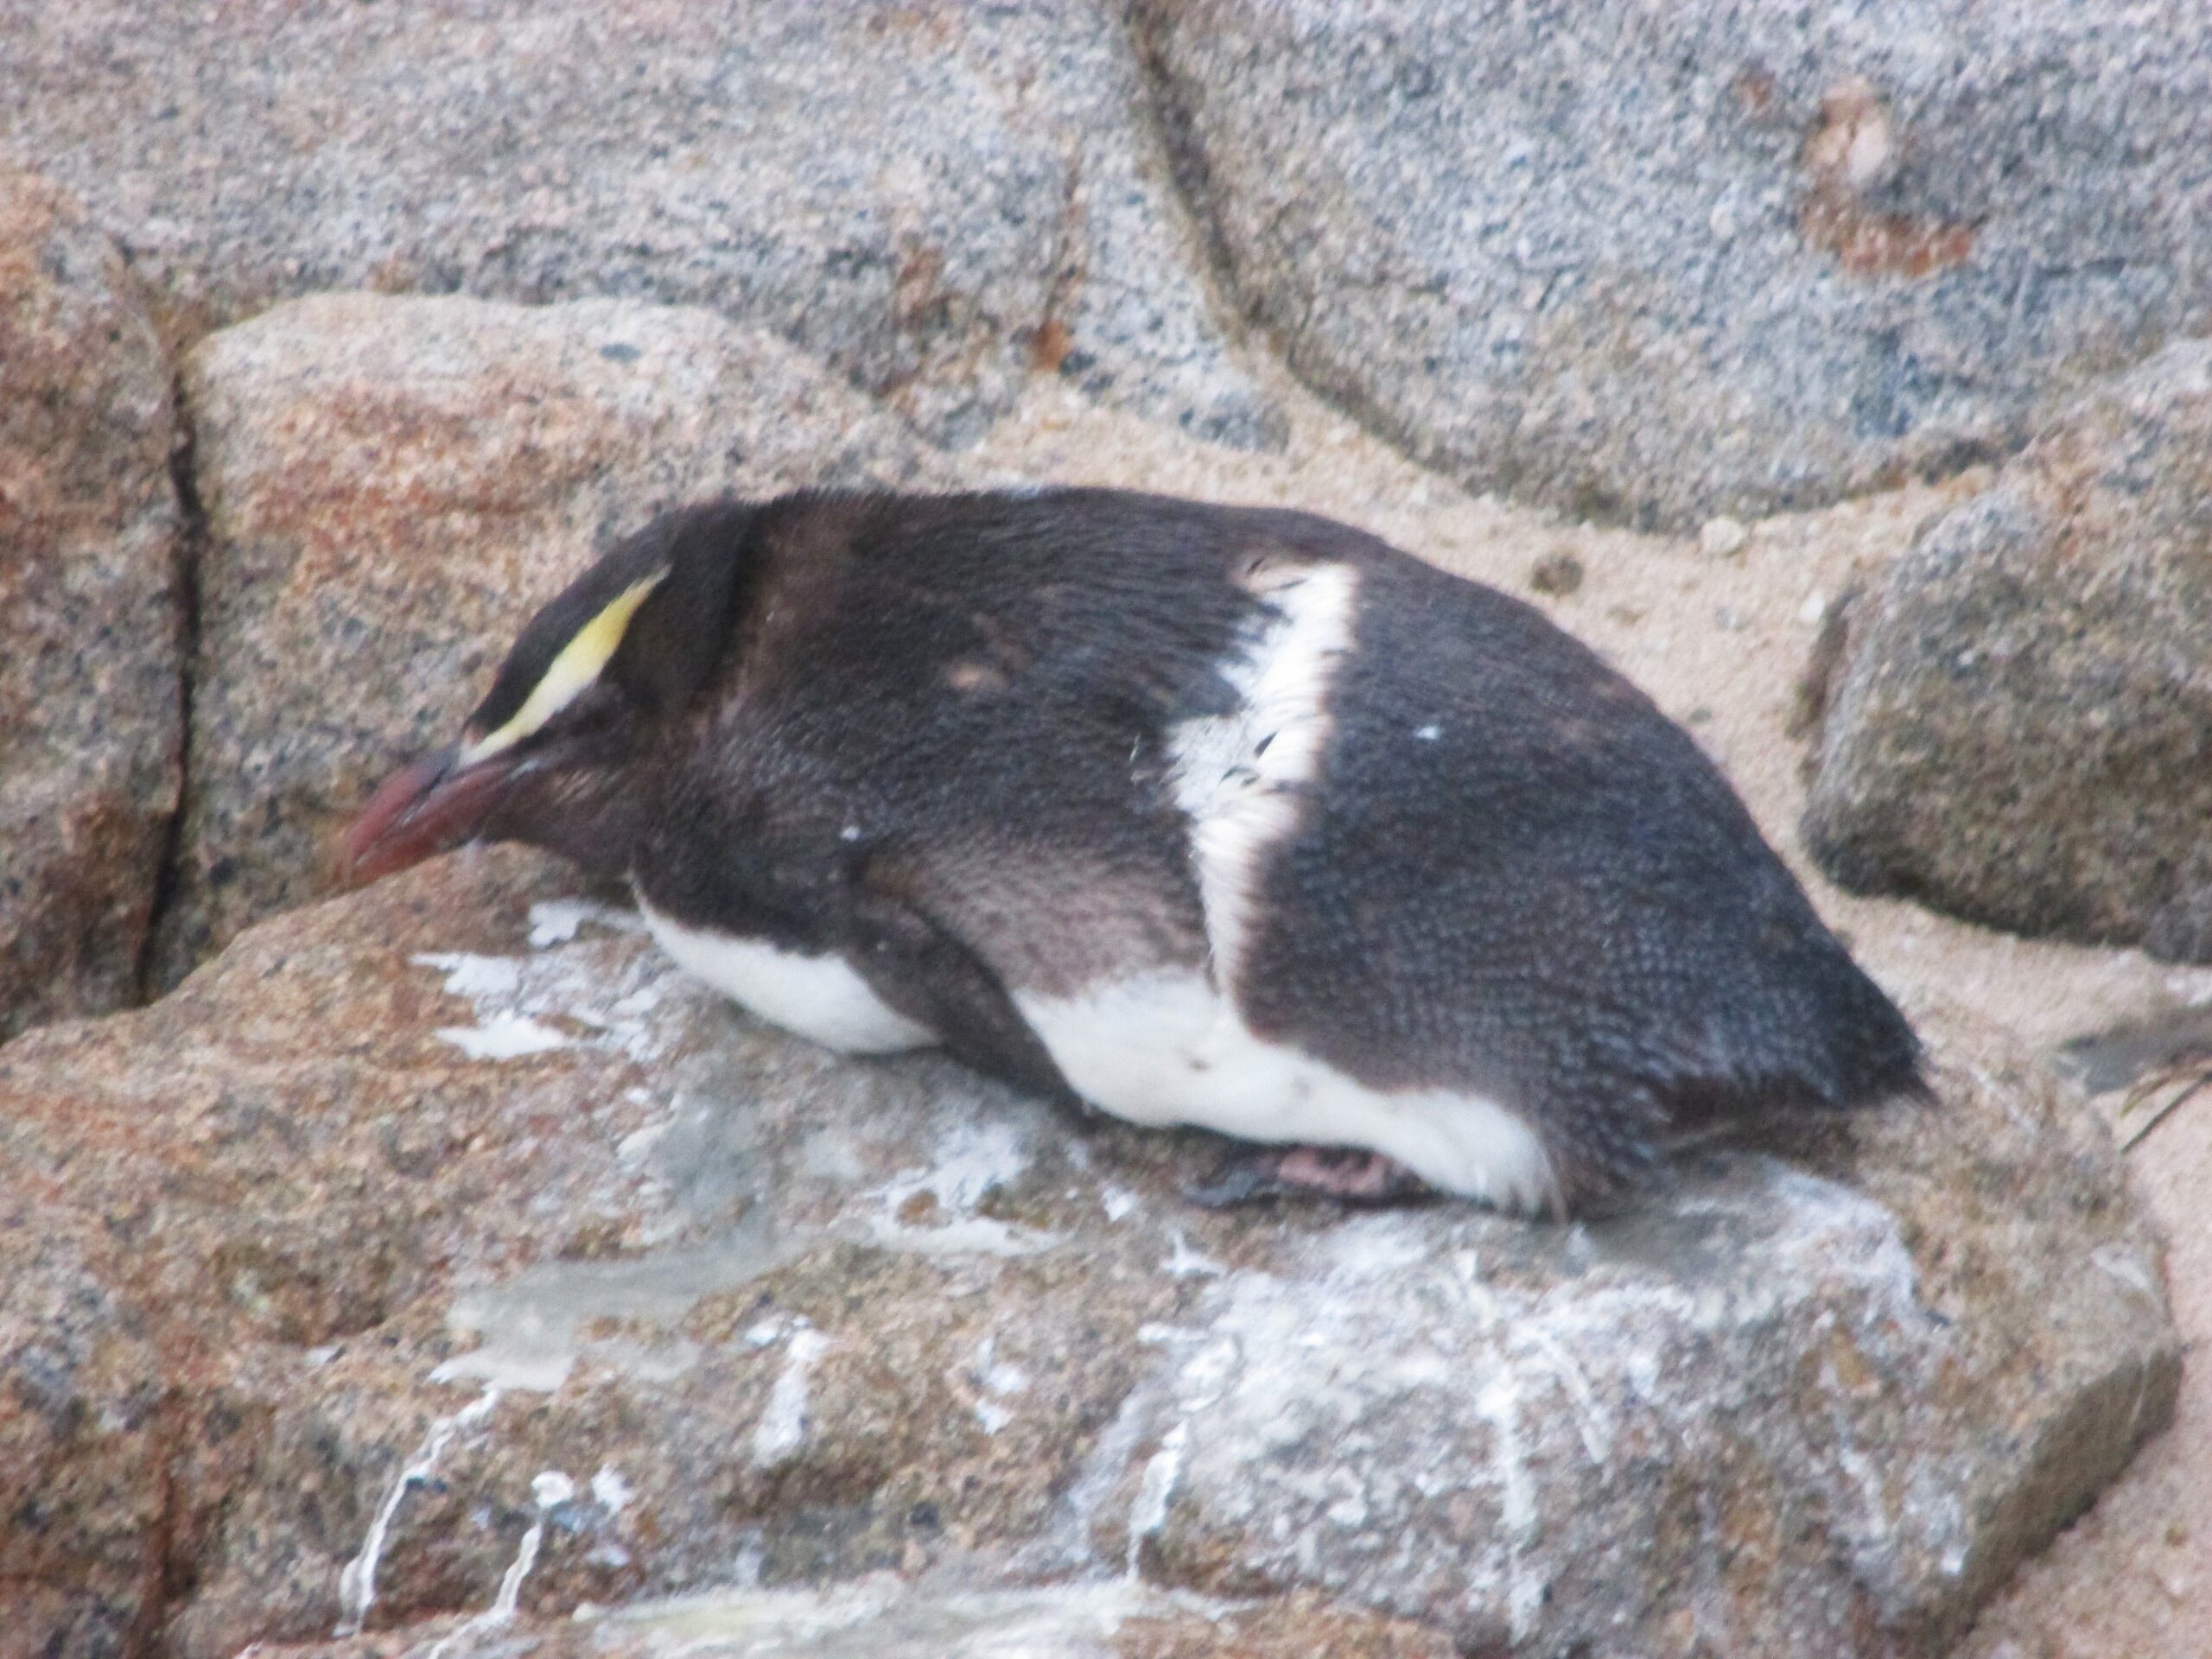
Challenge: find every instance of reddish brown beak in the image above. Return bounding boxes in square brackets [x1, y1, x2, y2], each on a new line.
[340, 744, 521, 887]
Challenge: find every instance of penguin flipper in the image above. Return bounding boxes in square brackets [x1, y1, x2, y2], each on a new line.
[843, 884, 1083, 1110]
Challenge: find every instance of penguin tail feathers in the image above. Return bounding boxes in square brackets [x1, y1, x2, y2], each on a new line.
[1769, 1010, 1933, 1120]
[1813, 969, 1934, 1114]
[1657, 977, 1933, 1140]
[1542, 975, 1931, 1218]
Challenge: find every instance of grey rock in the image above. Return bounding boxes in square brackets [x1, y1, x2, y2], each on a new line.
[0, 164, 182, 1040]
[0, 848, 2177, 1657]
[158, 291, 948, 985]
[1805, 340, 2212, 960]
[1138, 0, 2212, 526]
[0, 0, 1277, 450]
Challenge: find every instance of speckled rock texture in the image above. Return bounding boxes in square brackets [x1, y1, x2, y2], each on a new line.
[0, 164, 182, 1040]
[1137, 0, 2212, 527]
[249, 1580, 1455, 1659]
[0, 0, 1280, 451]
[1805, 340, 2212, 961]
[0, 849, 2177, 1657]
[156, 292, 946, 987]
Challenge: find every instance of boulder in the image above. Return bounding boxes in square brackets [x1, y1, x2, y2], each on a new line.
[0, 847, 2178, 1657]
[1138, 0, 2212, 525]
[0, 166, 183, 1039]
[1805, 340, 2212, 960]
[156, 291, 948, 986]
[0, 0, 1277, 449]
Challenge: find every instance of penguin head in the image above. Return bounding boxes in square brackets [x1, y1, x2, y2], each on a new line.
[342, 499, 758, 885]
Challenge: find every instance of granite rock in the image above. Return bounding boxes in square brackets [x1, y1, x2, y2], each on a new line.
[0, 0, 1278, 449]
[1805, 340, 2212, 960]
[0, 848, 2177, 1657]
[240, 1580, 1454, 1659]
[157, 291, 946, 985]
[0, 165, 182, 1039]
[1139, 0, 2212, 525]
[0, 1206, 171, 1658]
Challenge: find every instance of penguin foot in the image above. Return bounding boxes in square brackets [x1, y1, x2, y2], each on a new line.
[1184, 1146, 1434, 1208]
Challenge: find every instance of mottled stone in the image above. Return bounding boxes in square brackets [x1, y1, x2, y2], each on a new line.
[1806, 340, 2212, 959]
[251, 1580, 1455, 1659]
[0, 1209, 171, 1658]
[0, 849, 2177, 1656]
[0, 0, 1277, 449]
[1138, 0, 2212, 525]
[0, 164, 182, 1039]
[158, 291, 946, 984]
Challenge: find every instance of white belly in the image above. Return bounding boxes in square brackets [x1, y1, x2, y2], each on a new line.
[1013, 970, 1558, 1214]
[638, 899, 938, 1056]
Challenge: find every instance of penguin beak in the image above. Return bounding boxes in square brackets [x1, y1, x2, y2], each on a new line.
[340, 743, 524, 886]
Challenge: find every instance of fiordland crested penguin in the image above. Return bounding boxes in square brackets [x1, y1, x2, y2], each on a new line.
[345, 488, 1927, 1215]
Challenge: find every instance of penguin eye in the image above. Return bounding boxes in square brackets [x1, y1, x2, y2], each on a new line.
[548, 679, 630, 741]
[460, 571, 666, 766]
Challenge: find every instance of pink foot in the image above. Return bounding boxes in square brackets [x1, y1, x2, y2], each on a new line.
[1185, 1146, 1434, 1208]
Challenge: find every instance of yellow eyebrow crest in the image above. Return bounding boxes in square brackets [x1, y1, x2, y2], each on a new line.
[459, 571, 667, 766]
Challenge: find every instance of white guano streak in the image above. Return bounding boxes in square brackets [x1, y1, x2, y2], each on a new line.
[419, 1469, 575, 1659]
[334, 1386, 502, 1637]
[752, 1327, 832, 1467]
[1126, 1421, 1189, 1575]
[1454, 1251, 1546, 1643]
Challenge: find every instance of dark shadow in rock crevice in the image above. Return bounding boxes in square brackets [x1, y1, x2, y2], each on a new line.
[133, 372, 207, 1007]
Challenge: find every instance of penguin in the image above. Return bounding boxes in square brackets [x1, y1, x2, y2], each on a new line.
[344, 487, 1927, 1216]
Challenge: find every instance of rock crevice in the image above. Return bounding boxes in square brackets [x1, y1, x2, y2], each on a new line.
[133, 376, 208, 1006]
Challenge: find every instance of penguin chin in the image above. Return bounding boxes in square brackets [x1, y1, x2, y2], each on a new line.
[340, 742, 525, 886]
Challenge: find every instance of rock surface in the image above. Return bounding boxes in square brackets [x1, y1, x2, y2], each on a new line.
[256, 1580, 1455, 1659]
[1805, 340, 2212, 961]
[0, 164, 182, 1040]
[0, 0, 1278, 449]
[157, 291, 946, 986]
[0, 848, 2177, 1657]
[1139, 0, 2212, 526]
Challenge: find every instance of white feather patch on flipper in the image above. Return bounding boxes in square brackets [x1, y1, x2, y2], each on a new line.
[1166, 560, 1358, 988]
[1014, 971, 1558, 1214]
[638, 899, 938, 1055]
[1139, 559, 1557, 1208]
